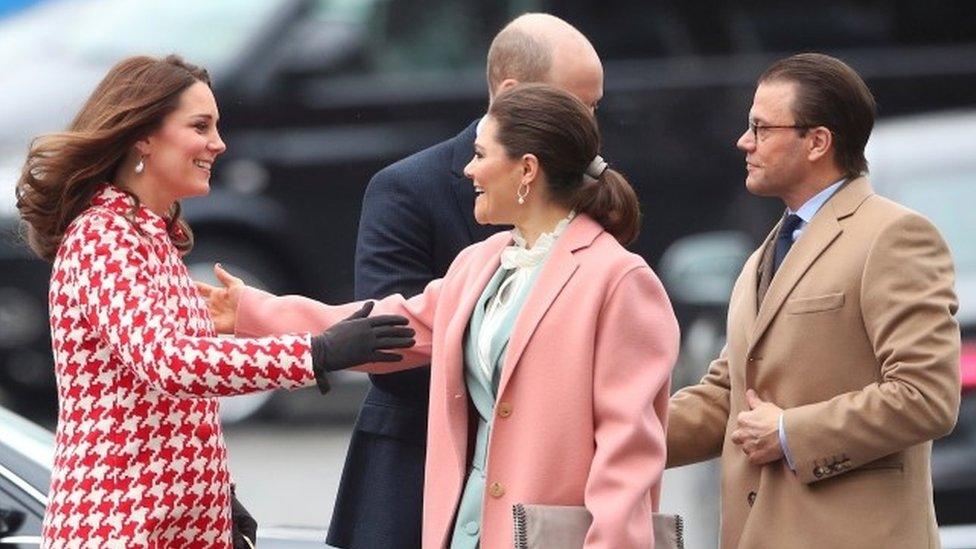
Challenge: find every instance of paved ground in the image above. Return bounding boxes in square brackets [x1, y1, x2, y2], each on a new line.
[225, 413, 721, 547]
[5, 377, 722, 547]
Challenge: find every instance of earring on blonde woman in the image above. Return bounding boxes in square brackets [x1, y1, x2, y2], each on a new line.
[134, 157, 145, 174]
[517, 183, 530, 205]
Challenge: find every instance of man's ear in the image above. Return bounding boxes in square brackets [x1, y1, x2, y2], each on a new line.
[807, 126, 833, 162]
[492, 78, 520, 100]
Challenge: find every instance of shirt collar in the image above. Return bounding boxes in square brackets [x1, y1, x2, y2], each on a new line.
[789, 178, 846, 224]
[90, 183, 171, 239]
[501, 211, 575, 270]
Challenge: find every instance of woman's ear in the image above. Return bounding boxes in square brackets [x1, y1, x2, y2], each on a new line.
[521, 153, 539, 184]
[133, 136, 152, 157]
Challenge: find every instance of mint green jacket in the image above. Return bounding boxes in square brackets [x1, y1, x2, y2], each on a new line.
[450, 264, 541, 548]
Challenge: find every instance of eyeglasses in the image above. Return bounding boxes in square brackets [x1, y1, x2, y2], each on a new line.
[747, 122, 814, 140]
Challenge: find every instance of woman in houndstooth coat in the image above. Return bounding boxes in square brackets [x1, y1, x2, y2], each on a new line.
[15, 55, 413, 548]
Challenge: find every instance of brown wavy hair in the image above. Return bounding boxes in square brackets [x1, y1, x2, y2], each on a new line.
[488, 83, 641, 245]
[15, 54, 211, 261]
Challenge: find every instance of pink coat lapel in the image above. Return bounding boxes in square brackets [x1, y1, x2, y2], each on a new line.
[497, 215, 603, 398]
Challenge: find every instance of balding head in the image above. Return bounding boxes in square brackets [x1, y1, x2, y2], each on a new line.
[486, 13, 604, 110]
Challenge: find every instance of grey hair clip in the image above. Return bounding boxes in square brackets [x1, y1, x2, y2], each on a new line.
[584, 155, 609, 182]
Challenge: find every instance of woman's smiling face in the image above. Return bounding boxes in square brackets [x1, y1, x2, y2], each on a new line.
[464, 116, 524, 225]
[143, 81, 226, 202]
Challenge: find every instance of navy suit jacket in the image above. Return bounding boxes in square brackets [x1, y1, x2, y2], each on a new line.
[326, 120, 501, 548]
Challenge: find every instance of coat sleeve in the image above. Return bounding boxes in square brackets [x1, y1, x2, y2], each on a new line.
[584, 265, 679, 549]
[354, 163, 435, 300]
[71, 211, 315, 398]
[665, 346, 732, 467]
[235, 263, 455, 374]
[783, 211, 960, 484]
[666, 252, 758, 468]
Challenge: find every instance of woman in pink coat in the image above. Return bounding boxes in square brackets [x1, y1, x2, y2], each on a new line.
[206, 84, 679, 548]
[15, 55, 413, 548]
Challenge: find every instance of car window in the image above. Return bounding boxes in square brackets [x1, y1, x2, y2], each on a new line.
[0, 0, 287, 72]
[551, 0, 976, 59]
[0, 475, 44, 539]
[0, 408, 53, 470]
[881, 171, 975, 275]
[342, 0, 543, 73]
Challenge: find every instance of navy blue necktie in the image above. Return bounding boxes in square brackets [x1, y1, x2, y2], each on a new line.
[773, 214, 803, 274]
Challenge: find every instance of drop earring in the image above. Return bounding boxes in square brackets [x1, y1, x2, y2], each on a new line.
[517, 183, 530, 205]
[134, 157, 145, 174]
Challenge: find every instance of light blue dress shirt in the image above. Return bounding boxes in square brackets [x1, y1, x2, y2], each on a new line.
[776, 178, 846, 470]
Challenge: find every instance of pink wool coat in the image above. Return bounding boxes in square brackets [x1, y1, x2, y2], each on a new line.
[237, 215, 680, 548]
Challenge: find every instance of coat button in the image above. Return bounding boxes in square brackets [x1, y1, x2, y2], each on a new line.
[454, 393, 463, 400]
[464, 521, 479, 535]
[747, 491, 757, 507]
[194, 424, 213, 440]
[497, 402, 513, 418]
[489, 482, 505, 498]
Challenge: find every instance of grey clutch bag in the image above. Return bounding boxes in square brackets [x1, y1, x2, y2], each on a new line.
[512, 503, 684, 549]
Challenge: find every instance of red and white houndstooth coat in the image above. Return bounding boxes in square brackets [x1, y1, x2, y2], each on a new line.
[42, 184, 316, 548]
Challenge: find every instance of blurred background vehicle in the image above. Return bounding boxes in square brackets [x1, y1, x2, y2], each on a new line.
[2, 0, 976, 423]
[866, 109, 976, 528]
[1, 1, 975, 545]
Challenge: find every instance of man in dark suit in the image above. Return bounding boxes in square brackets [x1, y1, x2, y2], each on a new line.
[326, 13, 604, 549]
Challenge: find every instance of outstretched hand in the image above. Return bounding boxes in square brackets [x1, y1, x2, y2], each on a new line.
[310, 301, 416, 374]
[195, 263, 245, 334]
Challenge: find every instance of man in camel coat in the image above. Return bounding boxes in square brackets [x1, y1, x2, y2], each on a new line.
[667, 53, 960, 548]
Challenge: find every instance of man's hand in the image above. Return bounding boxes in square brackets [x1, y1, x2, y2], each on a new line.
[731, 389, 785, 466]
[195, 263, 244, 334]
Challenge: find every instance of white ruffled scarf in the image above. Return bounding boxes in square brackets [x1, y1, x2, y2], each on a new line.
[500, 211, 576, 269]
[477, 211, 575, 381]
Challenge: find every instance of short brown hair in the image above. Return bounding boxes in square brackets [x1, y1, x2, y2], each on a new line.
[486, 25, 552, 94]
[488, 84, 641, 245]
[760, 53, 876, 177]
[16, 54, 209, 261]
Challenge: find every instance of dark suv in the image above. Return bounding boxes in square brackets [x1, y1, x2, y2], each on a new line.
[3, 0, 976, 420]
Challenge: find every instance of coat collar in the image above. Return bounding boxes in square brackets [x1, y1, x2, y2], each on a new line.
[90, 183, 172, 239]
[747, 177, 874, 353]
[451, 118, 480, 177]
[496, 214, 603, 397]
[439, 215, 603, 473]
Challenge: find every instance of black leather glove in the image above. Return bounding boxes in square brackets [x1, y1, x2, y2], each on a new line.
[230, 486, 257, 549]
[310, 301, 415, 393]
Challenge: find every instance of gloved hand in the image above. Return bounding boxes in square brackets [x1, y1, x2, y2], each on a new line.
[310, 302, 415, 393]
[230, 486, 257, 549]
